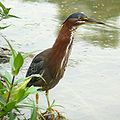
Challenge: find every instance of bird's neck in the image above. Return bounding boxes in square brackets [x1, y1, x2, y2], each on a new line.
[48, 24, 75, 77]
[51, 24, 74, 62]
[52, 24, 74, 50]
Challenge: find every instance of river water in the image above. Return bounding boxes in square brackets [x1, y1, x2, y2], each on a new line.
[0, 0, 120, 120]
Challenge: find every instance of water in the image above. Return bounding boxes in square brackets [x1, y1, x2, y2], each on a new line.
[0, 0, 120, 120]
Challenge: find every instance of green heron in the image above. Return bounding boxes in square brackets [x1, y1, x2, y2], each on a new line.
[26, 12, 104, 109]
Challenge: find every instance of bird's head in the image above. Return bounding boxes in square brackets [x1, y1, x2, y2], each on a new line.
[63, 12, 104, 28]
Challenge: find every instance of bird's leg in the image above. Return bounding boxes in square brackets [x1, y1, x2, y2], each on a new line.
[44, 91, 61, 118]
[36, 92, 39, 116]
[45, 90, 51, 110]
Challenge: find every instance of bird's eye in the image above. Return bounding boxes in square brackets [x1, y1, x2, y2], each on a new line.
[78, 17, 83, 21]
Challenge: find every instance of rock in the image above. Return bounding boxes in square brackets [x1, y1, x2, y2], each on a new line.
[0, 47, 10, 64]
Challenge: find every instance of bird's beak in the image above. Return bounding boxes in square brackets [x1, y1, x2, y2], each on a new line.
[84, 17, 105, 25]
[77, 17, 105, 25]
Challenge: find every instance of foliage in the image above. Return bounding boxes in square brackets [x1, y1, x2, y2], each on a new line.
[0, 2, 19, 29]
[0, 37, 65, 120]
[0, 38, 38, 119]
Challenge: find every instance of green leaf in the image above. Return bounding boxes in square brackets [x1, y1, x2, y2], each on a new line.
[13, 52, 24, 75]
[0, 2, 20, 20]
[30, 102, 37, 120]
[23, 86, 37, 101]
[16, 103, 34, 109]
[1, 71, 12, 90]
[0, 2, 6, 12]
[8, 14, 20, 19]
[0, 95, 6, 106]
[4, 8, 11, 15]
[14, 77, 31, 92]
[8, 111, 16, 120]
[0, 101, 16, 117]
[0, 79, 3, 89]
[0, 25, 10, 30]
[25, 86, 37, 95]
[0, 2, 11, 15]
[12, 89, 25, 103]
[4, 71, 12, 83]
[5, 38, 16, 59]
[0, 110, 6, 117]
[11, 77, 32, 102]
[3, 101, 16, 112]
[14, 52, 24, 70]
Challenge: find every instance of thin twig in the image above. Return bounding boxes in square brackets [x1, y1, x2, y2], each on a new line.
[6, 75, 15, 103]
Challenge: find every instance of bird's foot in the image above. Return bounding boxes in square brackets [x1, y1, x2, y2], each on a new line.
[37, 108, 66, 120]
[42, 109, 62, 120]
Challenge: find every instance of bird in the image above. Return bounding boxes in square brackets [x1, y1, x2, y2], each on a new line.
[26, 12, 105, 110]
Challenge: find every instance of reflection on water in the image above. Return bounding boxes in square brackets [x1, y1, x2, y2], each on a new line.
[48, 0, 120, 48]
[49, 0, 120, 19]
[21, 0, 120, 48]
[1, 0, 120, 120]
[76, 24, 119, 48]
[2, 0, 120, 48]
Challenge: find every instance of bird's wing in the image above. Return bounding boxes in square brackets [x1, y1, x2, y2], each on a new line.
[26, 55, 44, 77]
[26, 48, 52, 88]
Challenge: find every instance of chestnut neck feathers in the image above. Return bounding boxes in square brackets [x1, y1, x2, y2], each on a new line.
[48, 22, 75, 78]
